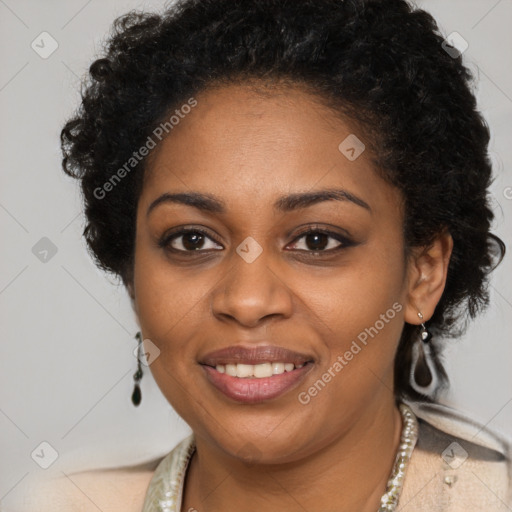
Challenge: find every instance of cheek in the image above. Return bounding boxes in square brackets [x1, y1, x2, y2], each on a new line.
[304, 239, 406, 376]
[132, 241, 226, 404]
[133, 239, 200, 337]
[310, 243, 404, 324]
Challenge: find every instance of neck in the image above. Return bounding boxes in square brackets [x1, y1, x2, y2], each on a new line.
[182, 396, 403, 512]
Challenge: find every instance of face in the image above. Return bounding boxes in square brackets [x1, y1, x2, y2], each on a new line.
[132, 82, 414, 463]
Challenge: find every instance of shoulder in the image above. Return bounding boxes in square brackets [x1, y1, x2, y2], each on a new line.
[15, 456, 165, 512]
[18, 438, 197, 512]
[400, 401, 512, 511]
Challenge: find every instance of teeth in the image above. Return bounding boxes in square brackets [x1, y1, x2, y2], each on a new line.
[254, 363, 273, 378]
[214, 362, 305, 378]
[225, 364, 237, 377]
[236, 364, 254, 378]
[272, 362, 284, 375]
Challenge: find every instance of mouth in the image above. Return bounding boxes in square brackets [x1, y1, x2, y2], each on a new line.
[199, 345, 314, 404]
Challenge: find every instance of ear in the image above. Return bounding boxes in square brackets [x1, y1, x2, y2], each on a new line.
[125, 280, 140, 318]
[403, 229, 454, 325]
[126, 281, 135, 301]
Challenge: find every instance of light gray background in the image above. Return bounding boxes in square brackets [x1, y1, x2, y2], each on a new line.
[1, 0, 511, 507]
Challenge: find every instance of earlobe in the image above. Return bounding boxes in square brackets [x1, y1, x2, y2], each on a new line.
[403, 230, 454, 324]
[126, 278, 135, 301]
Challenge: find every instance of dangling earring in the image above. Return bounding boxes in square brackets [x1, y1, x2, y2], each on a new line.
[410, 312, 438, 396]
[132, 331, 143, 406]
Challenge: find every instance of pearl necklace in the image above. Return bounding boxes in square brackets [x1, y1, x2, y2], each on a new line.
[378, 403, 419, 511]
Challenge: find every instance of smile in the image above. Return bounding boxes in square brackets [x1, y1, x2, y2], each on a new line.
[201, 361, 314, 403]
[215, 362, 305, 378]
[199, 344, 315, 403]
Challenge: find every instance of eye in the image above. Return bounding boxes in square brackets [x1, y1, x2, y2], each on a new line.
[287, 228, 351, 253]
[159, 226, 354, 256]
[159, 228, 223, 253]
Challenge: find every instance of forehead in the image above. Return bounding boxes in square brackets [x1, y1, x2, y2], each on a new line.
[141, 82, 398, 215]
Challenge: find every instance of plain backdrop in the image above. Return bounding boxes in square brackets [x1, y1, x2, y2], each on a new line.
[1, 0, 511, 508]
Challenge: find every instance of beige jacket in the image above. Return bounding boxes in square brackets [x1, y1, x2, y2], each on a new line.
[399, 401, 512, 511]
[8, 401, 511, 511]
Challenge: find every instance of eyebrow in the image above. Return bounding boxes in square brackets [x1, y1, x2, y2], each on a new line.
[146, 188, 372, 217]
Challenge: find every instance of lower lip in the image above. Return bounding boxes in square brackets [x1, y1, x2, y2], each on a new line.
[201, 363, 313, 404]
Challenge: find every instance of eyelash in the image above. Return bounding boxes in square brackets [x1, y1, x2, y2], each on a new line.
[159, 226, 354, 256]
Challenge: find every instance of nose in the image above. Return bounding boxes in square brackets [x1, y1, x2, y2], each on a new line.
[210, 247, 294, 328]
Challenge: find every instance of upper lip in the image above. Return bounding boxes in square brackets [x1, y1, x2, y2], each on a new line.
[200, 345, 314, 366]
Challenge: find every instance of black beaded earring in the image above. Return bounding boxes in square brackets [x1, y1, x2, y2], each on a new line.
[132, 331, 144, 406]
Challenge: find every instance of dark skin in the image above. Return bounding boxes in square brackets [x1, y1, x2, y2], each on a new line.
[127, 82, 453, 512]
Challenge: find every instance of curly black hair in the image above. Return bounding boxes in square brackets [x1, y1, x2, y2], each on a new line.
[60, 0, 505, 402]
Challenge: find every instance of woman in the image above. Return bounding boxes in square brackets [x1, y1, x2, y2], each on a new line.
[30, 0, 511, 510]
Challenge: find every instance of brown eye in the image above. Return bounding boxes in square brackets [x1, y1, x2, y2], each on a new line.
[159, 228, 223, 253]
[288, 228, 354, 254]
